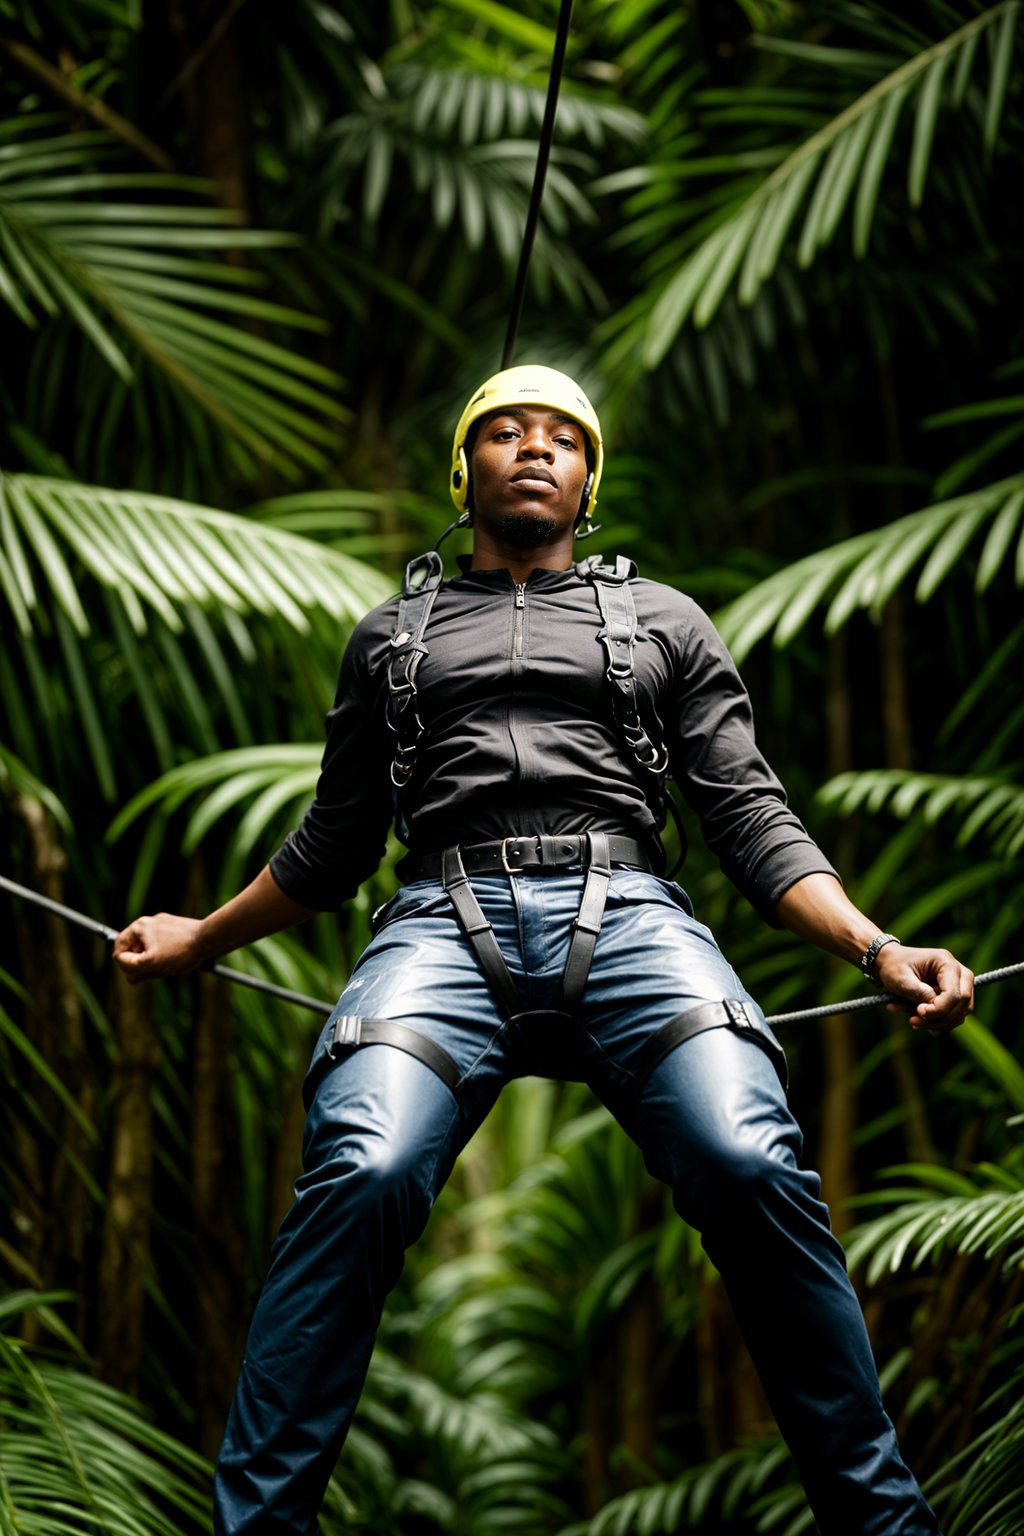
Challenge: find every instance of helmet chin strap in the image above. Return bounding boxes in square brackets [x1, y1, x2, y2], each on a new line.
[446, 462, 597, 547]
[433, 511, 473, 551]
[435, 509, 600, 548]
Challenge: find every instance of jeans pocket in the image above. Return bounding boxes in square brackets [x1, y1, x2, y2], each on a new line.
[371, 881, 451, 935]
[609, 868, 697, 920]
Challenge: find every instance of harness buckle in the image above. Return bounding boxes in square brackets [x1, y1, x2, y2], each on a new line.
[326, 1014, 362, 1059]
[724, 998, 753, 1031]
[390, 744, 417, 788]
[638, 741, 670, 774]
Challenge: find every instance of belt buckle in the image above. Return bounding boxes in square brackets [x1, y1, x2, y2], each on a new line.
[501, 835, 542, 874]
[501, 836, 522, 874]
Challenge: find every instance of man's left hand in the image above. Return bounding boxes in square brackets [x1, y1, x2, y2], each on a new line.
[874, 944, 974, 1033]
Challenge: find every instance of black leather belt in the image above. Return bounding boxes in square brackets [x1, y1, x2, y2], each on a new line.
[400, 833, 652, 882]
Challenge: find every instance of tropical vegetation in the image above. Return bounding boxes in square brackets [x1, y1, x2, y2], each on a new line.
[1, 2, 1022, 1532]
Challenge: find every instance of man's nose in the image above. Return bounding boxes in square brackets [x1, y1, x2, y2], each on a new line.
[518, 431, 554, 459]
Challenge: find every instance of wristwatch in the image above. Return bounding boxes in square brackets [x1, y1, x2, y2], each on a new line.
[858, 932, 901, 984]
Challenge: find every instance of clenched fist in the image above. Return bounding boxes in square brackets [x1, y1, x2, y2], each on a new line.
[874, 942, 975, 1034]
[113, 913, 206, 984]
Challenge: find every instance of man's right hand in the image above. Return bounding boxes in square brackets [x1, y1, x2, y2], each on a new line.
[113, 913, 206, 984]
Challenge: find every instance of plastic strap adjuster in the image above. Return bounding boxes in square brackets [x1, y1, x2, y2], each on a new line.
[327, 1014, 363, 1059]
[724, 997, 753, 1031]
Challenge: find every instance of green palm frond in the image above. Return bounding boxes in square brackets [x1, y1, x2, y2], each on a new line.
[0, 474, 389, 805]
[715, 472, 1024, 660]
[319, 62, 642, 308]
[327, 128, 601, 307]
[0, 742, 71, 830]
[393, 61, 646, 152]
[371, 1347, 555, 1459]
[925, 391, 1024, 499]
[558, 1440, 804, 1536]
[817, 770, 1024, 858]
[0, 117, 347, 475]
[938, 1384, 1024, 1536]
[0, 472, 393, 639]
[643, 2, 1020, 362]
[437, 0, 558, 53]
[106, 744, 322, 901]
[846, 1164, 1024, 1282]
[0, 1292, 210, 1535]
[354, 1343, 573, 1534]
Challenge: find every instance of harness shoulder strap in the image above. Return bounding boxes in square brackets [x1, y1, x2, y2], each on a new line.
[386, 551, 445, 787]
[582, 556, 669, 778]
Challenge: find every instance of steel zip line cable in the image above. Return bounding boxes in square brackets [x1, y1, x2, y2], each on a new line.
[501, 0, 575, 370]
[0, 872, 334, 1017]
[1, 872, 1021, 1028]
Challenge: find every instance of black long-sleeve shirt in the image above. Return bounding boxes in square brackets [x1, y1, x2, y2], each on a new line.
[269, 558, 837, 922]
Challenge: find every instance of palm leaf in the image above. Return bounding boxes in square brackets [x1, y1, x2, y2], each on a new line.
[0, 742, 71, 830]
[1, 473, 393, 639]
[817, 770, 1024, 858]
[644, 3, 1019, 362]
[846, 1167, 1024, 1282]
[0, 120, 347, 476]
[938, 1388, 1024, 1536]
[437, 0, 556, 53]
[715, 472, 1024, 661]
[0, 1294, 210, 1535]
[106, 745, 321, 841]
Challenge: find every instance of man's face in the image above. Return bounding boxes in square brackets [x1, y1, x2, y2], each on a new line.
[469, 406, 590, 548]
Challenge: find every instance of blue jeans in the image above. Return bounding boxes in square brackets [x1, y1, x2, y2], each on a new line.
[214, 870, 939, 1536]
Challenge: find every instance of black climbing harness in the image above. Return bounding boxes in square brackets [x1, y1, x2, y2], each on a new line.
[2, 0, 1015, 1116]
[581, 552, 688, 871]
[583, 554, 669, 778]
[322, 830, 788, 1101]
[385, 550, 446, 788]
[384, 548, 674, 811]
[1, 867, 1018, 1100]
[322, 996, 788, 1103]
[370, 542, 753, 1098]
[322, 831, 623, 1101]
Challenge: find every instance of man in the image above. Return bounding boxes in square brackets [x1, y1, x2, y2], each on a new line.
[114, 365, 973, 1536]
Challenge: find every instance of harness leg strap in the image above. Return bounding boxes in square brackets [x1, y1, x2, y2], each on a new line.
[559, 830, 612, 1014]
[633, 998, 788, 1093]
[325, 1014, 462, 1098]
[441, 846, 523, 1019]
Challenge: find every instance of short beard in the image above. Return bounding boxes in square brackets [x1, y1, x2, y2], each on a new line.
[500, 512, 559, 547]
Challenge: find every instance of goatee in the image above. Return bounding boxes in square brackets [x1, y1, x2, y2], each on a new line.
[500, 513, 559, 547]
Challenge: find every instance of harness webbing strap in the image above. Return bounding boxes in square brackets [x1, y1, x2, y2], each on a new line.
[442, 846, 523, 1019]
[586, 557, 670, 778]
[324, 1014, 462, 1097]
[633, 998, 788, 1092]
[559, 831, 612, 1013]
[387, 551, 445, 787]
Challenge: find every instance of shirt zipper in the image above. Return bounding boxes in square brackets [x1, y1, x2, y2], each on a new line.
[513, 581, 525, 660]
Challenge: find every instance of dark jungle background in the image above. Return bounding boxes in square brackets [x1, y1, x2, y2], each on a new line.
[1, 2, 1022, 1531]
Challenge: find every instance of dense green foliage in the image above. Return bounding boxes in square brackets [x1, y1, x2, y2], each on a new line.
[1, 2, 1022, 1532]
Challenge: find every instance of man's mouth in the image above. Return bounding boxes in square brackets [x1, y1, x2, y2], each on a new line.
[510, 467, 556, 491]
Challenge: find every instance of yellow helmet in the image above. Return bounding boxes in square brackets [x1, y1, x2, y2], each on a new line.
[450, 364, 604, 523]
